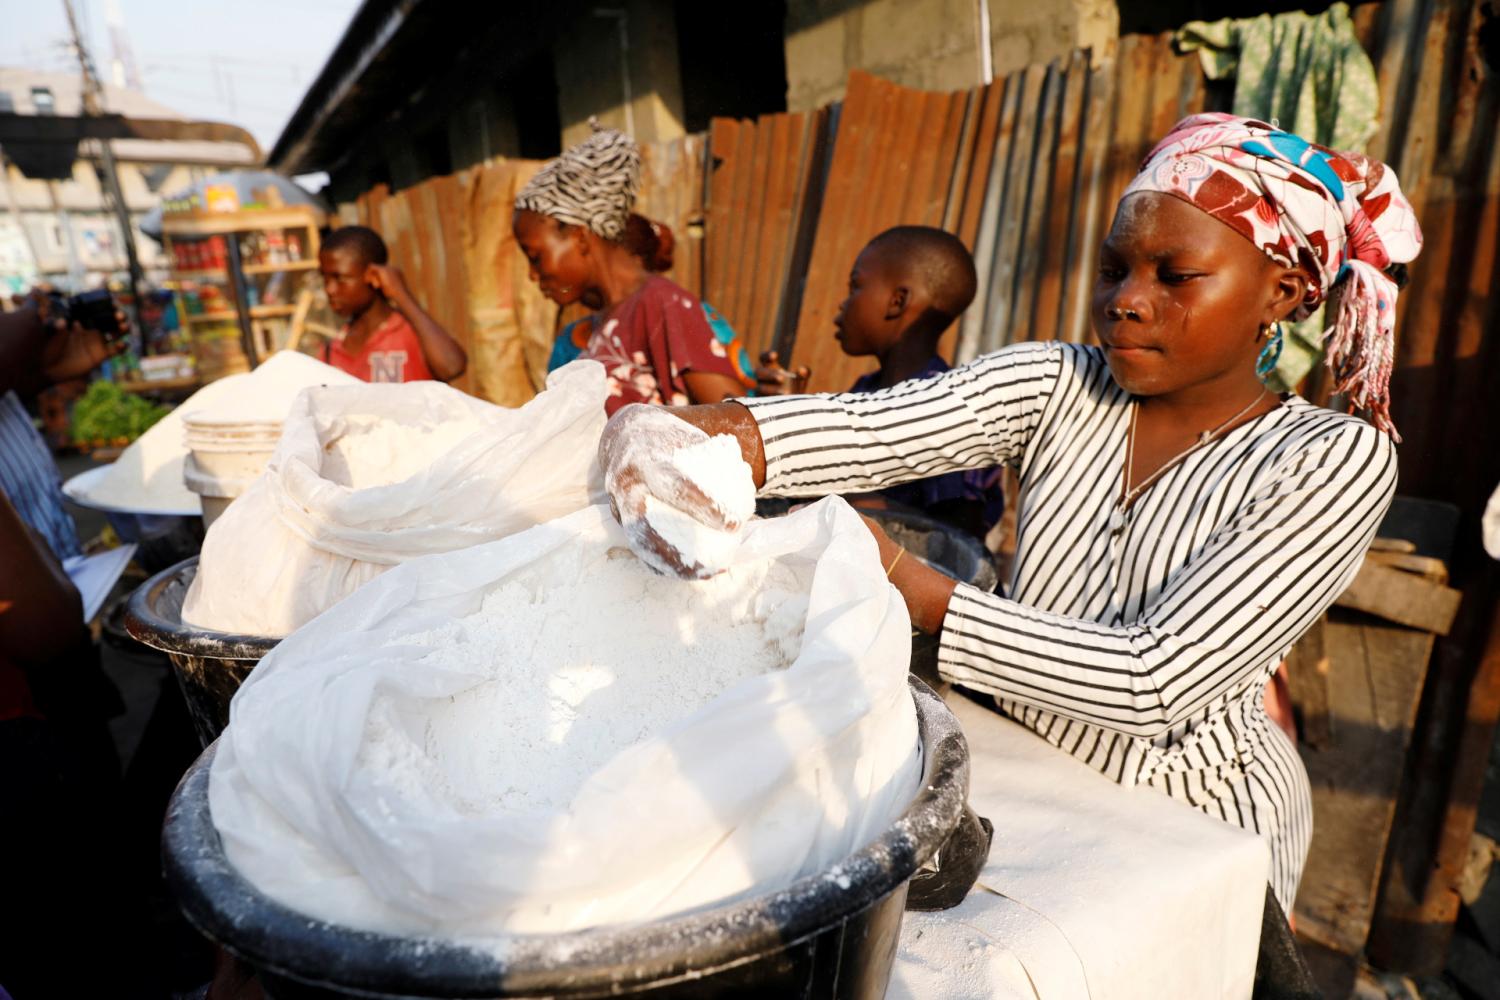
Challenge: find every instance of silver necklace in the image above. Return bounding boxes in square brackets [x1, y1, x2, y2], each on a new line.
[1114, 388, 1270, 524]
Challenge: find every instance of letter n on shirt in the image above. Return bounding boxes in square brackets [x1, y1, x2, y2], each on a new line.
[368, 351, 409, 383]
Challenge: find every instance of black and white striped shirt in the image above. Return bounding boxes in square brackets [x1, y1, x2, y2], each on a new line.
[741, 342, 1397, 908]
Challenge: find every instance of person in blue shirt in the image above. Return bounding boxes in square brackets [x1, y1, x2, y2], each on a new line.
[0, 292, 125, 561]
[756, 226, 1004, 541]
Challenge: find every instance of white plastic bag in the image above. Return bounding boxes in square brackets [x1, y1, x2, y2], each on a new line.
[208, 498, 920, 938]
[181, 361, 608, 636]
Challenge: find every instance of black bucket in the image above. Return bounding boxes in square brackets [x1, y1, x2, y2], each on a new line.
[863, 507, 1000, 593]
[162, 677, 969, 1000]
[863, 509, 999, 697]
[123, 556, 278, 747]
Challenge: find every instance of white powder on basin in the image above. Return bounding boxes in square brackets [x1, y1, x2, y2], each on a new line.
[355, 541, 811, 815]
[79, 351, 357, 513]
[80, 372, 247, 512]
[320, 415, 480, 490]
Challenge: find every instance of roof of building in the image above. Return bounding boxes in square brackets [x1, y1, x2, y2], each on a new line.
[267, 0, 556, 175]
[0, 66, 259, 166]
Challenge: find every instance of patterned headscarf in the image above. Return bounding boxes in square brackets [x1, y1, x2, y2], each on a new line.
[514, 122, 641, 241]
[1123, 112, 1422, 437]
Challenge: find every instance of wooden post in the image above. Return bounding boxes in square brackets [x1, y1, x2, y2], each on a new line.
[1368, 577, 1500, 973]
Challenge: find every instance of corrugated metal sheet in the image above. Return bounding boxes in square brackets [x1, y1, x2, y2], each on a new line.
[956, 34, 1211, 360]
[787, 71, 979, 392]
[342, 1, 1498, 540]
[702, 108, 832, 360]
[636, 134, 706, 305]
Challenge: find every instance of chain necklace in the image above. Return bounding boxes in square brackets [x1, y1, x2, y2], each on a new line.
[1115, 388, 1270, 522]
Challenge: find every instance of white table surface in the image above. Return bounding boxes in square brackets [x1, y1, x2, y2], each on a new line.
[888, 693, 1269, 999]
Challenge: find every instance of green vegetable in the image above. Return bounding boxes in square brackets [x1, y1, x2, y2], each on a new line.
[71, 380, 170, 445]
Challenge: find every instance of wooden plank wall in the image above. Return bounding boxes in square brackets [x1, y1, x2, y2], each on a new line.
[345, 1, 1498, 555]
[1345, 0, 1500, 975]
[1349, 0, 1500, 532]
[786, 71, 981, 392]
[702, 108, 831, 361]
[636, 134, 706, 304]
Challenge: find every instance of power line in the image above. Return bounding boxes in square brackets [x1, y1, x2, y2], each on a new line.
[61, 0, 142, 303]
[138, 51, 311, 69]
[142, 62, 308, 85]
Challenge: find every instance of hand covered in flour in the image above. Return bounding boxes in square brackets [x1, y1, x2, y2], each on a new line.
[599, 404, 757, 579]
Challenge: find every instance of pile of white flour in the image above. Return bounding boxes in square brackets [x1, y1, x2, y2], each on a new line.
[320, 416, 479, 490]
[178, 350, 360, 426]
[356, 542, 811, 815]
[79, 375, 242, 512]
[641, 434, 757, 576]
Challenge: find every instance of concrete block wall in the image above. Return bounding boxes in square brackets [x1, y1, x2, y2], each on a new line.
[554, 0, 688, 148]
[784, 0, 1119, 111]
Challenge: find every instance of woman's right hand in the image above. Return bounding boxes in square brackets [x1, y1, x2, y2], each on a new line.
[599, 404, 749, 578]
[754, 350, 810, 396]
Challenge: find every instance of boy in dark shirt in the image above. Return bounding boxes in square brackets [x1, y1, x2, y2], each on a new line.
[757, 226, 1003, 540]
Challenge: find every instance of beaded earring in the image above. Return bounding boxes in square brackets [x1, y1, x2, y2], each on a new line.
[1256, 323, 1285, 380]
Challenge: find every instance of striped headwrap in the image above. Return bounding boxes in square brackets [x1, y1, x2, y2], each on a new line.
[514, 122, 640, 241]
[1124, 113, 1422, 438]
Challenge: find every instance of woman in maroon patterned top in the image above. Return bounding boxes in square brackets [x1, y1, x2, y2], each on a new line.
[513, 125, 747, 415]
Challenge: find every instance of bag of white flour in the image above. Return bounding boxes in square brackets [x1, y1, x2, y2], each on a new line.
[208, 498, 920, 938]
[181, 360, 608, 637]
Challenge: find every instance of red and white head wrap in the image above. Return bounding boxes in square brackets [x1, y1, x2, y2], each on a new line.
[1123, 113, 1423, 437]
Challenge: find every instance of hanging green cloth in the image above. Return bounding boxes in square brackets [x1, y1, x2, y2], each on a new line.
[1175, 3, 1381, 391]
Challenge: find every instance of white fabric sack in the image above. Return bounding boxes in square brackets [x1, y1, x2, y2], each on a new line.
[182, 361, 608, 637]
[208, 499, 920, 938]
[1484, 480, 1500, 561]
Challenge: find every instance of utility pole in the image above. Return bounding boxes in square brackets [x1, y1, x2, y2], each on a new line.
[61, 0, 143, 312]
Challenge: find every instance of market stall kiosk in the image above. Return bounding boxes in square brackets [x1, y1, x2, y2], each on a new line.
[160, 205, 324, 382]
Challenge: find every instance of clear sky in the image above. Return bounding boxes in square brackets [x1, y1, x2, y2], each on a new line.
[0, 0, 360, 153]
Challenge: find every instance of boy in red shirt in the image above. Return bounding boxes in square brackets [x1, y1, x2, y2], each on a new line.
[318, 226, 467, 382]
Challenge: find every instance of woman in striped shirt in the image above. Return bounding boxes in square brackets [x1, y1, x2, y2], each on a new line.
[601, 115, 1423, 909]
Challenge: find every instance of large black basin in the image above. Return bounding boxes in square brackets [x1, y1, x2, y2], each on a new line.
[124, 556, 278, 747]
[162, 678, 969, 999]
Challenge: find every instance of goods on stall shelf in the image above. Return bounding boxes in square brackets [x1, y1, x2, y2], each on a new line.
[170, 236, 229, 272]
[237, 229, 308, 269]
[160, 206, 325, 382]
[177, 281, 232, 316]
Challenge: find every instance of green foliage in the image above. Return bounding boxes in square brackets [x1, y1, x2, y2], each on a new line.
[71, 380, 169, 445]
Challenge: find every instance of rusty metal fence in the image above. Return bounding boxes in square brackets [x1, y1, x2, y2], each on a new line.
[351, 0, 1497, 523]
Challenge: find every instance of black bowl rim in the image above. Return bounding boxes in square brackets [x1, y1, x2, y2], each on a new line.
[161, 677, 969, 997]
[124, 556, 281, 659]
